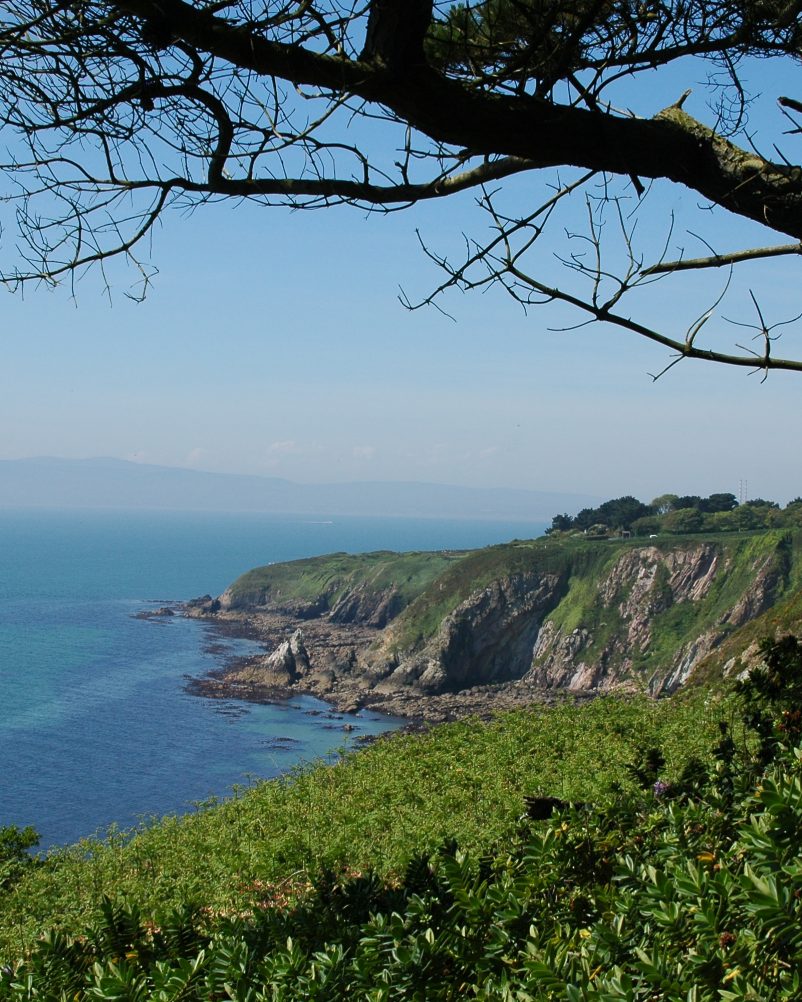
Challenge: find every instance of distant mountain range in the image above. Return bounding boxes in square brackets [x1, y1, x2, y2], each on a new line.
[0, 457, 599, 521]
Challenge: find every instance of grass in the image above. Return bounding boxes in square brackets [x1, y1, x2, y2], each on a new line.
[225, 550, 466, 617]
[0, 689, 727, 961]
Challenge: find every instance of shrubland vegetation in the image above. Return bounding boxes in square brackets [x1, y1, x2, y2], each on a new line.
[3, 635, 802, 997]
[0, 694, 720, 961]
[549, 493, 802, 537]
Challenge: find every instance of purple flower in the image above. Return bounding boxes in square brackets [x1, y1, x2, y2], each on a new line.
[653, 779, 670, 797]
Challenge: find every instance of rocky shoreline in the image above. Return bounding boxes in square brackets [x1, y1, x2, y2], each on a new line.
[180, 602, 576, 725]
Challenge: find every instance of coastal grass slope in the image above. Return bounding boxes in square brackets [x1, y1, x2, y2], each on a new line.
[186, 528, 802, 715]
[383, 537, 579, 652]
[690, 583, 802, 686]
[287, 529, 802, 699]
[0, 693, 723, 960]
[221, 549, 467, 621]
[216, 532, 802, 681]
[536, 530, 800, 678]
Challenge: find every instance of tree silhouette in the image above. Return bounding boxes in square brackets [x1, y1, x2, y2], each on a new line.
[1, 0, 802, 373]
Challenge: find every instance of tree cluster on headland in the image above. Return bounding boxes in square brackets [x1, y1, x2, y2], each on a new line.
[549, 493, 802, 537]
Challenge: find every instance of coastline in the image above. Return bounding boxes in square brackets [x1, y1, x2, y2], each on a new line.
[178, 604, 587, 725]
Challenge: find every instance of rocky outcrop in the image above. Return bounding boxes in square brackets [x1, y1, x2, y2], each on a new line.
[134, 605, 176, 620]
[234, 629, 310, 686]
[218, 583, 404, 628]
[218, 587, 326, 619]
[654, 632, 720, 694]
[529, 622, 602, 690]
[721, 555, 783, 627]
[364, 572, 564, 694]
[329, 586, 404, 628]
[525, 543, 784, 695]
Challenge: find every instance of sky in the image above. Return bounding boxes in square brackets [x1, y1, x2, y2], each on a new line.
[0, 50, 800, 509]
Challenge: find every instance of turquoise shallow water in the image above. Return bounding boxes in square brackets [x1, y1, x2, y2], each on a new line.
[0, 508, 546, 848]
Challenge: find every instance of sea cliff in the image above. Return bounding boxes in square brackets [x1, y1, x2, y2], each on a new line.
[186, 529, 802, 720]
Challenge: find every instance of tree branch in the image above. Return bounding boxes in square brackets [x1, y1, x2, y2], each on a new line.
[360, 0, 433, 69]
[504, 260, 802, 375]
[643, 242, 802, 275]
[3, 0, 802, 376]
[108, 0, 802, 239]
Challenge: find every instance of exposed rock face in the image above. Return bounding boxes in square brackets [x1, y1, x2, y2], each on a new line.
[655, 633, 720, 695]
[526, 543, 783, 695]
[365, 572, 564, 694]
[218, 587, 324, 619]
[218, 583, 403, 628]
[721, 555, 783, 628]
[329, 586, 403, 628]
[529, 622, 601, 690]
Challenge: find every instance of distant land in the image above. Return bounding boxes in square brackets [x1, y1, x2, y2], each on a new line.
[0, 457, 599, 521]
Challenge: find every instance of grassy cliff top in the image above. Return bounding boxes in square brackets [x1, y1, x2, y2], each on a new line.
[223, 530, 802, 647]
[223, 548, 468, 611]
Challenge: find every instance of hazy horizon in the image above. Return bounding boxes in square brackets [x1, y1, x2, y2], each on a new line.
[0, 455, 605, 520]
[2, 454, 798, 511]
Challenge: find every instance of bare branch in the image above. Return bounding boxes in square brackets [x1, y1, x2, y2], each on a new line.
[504, 260, 802, 375]
[643, 243, 802, 275]
[412, 174, 802, 377]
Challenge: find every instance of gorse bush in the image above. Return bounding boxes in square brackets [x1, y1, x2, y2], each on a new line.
[2, 636, 800, 998]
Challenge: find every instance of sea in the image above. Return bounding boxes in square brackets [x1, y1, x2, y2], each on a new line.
[0, 508, 547, 849]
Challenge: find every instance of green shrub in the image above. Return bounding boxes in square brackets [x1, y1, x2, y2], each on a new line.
[0, 826, 39, 891]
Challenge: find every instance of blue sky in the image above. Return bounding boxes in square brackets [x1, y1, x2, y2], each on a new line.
[0, 54, 800, 506]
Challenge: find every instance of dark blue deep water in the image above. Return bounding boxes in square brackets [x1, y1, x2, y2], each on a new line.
[0, 509, 546, 848]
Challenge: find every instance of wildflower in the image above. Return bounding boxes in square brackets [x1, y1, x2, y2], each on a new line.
[652, 779, 670, 797]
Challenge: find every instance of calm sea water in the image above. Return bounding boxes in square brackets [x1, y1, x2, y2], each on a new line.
[0, 509, 546, 849]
